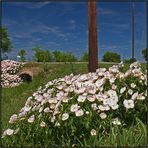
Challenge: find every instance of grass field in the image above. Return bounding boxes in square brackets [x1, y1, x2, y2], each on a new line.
[2, 62, 147, 147]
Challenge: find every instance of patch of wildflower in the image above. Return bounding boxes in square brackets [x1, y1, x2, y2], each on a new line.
[2, 62, 147, 146]
[1, 60, 24, 88]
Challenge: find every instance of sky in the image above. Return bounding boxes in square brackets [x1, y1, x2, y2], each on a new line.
[2, 1, 147, 61]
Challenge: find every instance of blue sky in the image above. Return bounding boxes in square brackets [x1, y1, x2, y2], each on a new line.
[2, 1, 147, 61]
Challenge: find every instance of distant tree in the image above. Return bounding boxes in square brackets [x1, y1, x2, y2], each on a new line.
[142, 48, 147, 61]
[52, 51, 63, 62]
[1, 27, 13, 53]
[18, 49, 27, 62]
[32, 46, 41, 62]
[124, 58, 137, 64]
[32, 46, 53, 62]
[80, 52, 88, 62]
[53, 51, 77, 62]
[102, 51, 121, 63]
[65, 53, 77, 62]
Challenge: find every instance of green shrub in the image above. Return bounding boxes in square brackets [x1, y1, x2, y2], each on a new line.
[80, 52, 88, 62]
[53, 51, 77, 62]
[18, 49, 27, 62]
[102, 51, 121, 63]
[124, 58, 137, 64]
[141, 48, 147, 61]
[32, 46, 53, 62]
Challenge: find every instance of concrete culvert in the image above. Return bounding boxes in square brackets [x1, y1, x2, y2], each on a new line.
[19, 73, 33, 83]
[18, 67, 42, 83]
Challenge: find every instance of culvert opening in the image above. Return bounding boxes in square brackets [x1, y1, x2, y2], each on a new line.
[20, 73, 32, 83]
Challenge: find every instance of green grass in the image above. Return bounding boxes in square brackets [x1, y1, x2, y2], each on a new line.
[2, 62, 146, 127]
[2, 62, 147, 147]
[2, 63, 88, 127]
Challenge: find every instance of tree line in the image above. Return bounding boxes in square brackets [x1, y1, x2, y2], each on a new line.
[1, 27, 147, 63]
[17, 47, 87, 62]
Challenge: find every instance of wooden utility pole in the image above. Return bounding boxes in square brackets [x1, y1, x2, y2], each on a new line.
[146, 1, 148, 65]
[132, 2, 135, 63]
[88, 0, 98, 72]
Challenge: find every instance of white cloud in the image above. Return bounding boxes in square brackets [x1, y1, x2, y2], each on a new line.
[25, 2, 52, 9]
[69, 19, 76, 29]
[4, 18, 67, 39]
[69, 19, 76, 25]
[97, 7, 115, 15]
[101, 22, 130, 31]
[10, 2, 51, 9]
[100, 44, 131, 53]
[41, 25, 66, 38]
